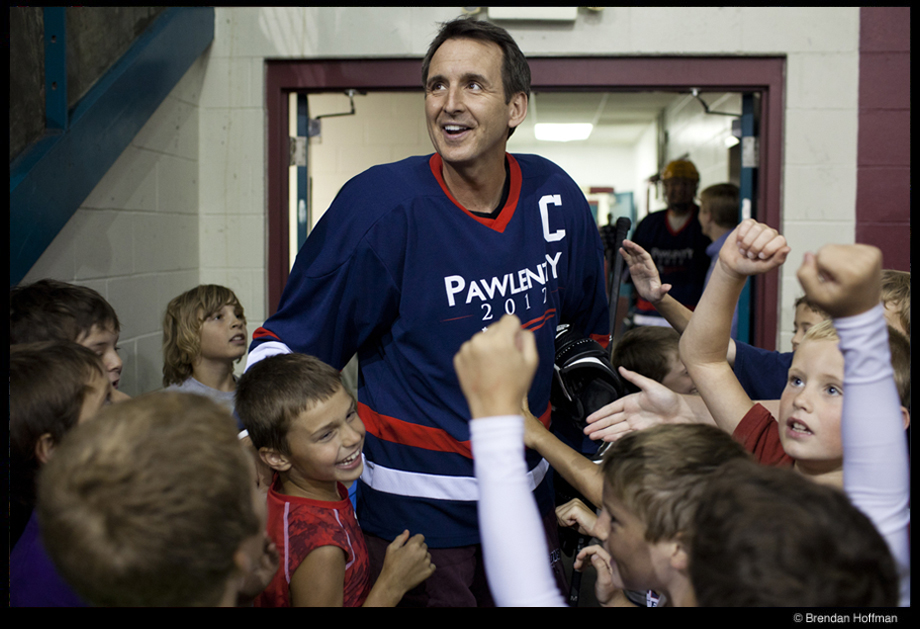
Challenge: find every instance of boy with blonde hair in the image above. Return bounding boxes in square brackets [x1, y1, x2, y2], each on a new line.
[235, 353, 435, 607]
[162, 284, 248, 415]
[680, 220, 910, 488]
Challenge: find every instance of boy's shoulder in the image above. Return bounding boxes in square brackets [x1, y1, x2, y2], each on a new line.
[266, 481, 361, 556]
[732, 403, 794, 468]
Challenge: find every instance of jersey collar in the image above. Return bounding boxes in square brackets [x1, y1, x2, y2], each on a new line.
[428, 153, 522, 234]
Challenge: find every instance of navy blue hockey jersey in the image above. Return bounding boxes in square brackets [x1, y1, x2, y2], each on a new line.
[250, 153, 609, 547]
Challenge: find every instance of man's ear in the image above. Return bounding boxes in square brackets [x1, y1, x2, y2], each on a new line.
[35, 433, 56, 465]
[507, 91, 528, 132]
[259, 447, 291, 473]
[901, 406, 910, 431]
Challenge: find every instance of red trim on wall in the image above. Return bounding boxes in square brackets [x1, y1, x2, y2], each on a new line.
[857, 7, 910, 272]
[264, 56, 785, 348]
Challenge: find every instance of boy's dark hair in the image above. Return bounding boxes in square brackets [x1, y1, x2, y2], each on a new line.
[38, 393, 260, 607]
[421, 17, 531, 136]
[236, 353, 343, 455]
[10, 279, 120, 345]
[691, 459, 898, 607]
[10, 341, 106, 544]
[600, 424, 749, 543]
[612, 326, 680, 384]
[699, 183, 740, 229]
[793, 295, 828, 320]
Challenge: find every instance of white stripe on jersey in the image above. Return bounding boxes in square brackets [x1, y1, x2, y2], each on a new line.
[360, 456, 550, 502]
[245, 340, 292, 371]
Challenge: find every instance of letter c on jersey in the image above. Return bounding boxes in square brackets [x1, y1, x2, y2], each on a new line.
[539, 195, 566, 242]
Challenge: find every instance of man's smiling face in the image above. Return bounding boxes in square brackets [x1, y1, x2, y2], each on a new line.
[425, 37, 526, 171]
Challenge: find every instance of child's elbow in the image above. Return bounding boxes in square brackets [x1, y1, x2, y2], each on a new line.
[678, 332, 698, 368]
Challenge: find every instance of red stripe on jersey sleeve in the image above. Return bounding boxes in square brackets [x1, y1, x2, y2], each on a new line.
[252, 327, 280, 341]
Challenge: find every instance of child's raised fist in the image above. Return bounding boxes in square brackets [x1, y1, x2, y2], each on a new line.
[718, 219, 790, 279]
[796, 244, 882, 319]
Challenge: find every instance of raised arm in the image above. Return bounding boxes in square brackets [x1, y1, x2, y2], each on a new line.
[455, 315, 565, 607]
[679, 220, 789, 436]
[797, 244, 910, 607]
[621, 239, 691, 333]
[621, 239, 737, 364]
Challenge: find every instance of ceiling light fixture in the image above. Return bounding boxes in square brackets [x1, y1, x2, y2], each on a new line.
[534, 123, 594, 142]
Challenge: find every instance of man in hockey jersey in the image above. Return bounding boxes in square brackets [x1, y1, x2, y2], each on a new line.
[630, 159, 711, 327]
[247, 17, 609, 606]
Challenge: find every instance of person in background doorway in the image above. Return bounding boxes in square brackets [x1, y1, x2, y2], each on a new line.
[630, 159, 711, 328]
[698, 183, 741, 338]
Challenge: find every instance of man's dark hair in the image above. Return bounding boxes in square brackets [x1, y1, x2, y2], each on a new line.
[422, 17, 531, 137]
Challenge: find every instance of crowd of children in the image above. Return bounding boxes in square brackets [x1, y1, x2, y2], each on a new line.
[458, 223, 909, 607]
[9, 213, 910, 607]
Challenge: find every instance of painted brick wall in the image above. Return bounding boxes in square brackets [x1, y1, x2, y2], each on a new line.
[23, 57, 207, 396]
[857, 7, 910, 272]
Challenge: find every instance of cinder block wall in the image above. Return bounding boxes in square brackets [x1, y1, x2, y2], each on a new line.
[24, 56, 208, 395]
[26, 7, 880, 394]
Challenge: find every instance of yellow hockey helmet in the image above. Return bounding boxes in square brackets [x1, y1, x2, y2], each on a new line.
[661, 159, 700, 182]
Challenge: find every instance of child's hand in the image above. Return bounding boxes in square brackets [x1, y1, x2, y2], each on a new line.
[236, 533, 280, 604]
[574, 544, 623, 606]
[719, 219, 790, 279]
[620, 240, 672, 305]
[796, 244, 882, 319]
[379, 530, 436, 595]
[584, 367, 685, 443]
[454, 315, 538, 419]
[556, 498, 598, 537]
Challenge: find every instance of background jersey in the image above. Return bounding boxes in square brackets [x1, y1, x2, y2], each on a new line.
[630, 206, 711, 322]
[250, 153, 609, 547]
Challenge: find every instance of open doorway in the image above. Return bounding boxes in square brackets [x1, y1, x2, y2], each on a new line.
[265, 56, 783, 348]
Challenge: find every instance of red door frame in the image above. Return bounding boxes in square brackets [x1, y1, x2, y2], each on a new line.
[265, 56, 785, 349]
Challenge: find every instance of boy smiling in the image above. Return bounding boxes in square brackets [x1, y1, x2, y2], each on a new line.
[236, 353, 435, 607]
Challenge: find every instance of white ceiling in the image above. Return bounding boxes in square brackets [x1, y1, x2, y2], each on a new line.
[514, 91, 682, 146]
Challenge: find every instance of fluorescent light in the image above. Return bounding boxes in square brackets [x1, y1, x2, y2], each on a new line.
[535, 123, 594, 142]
